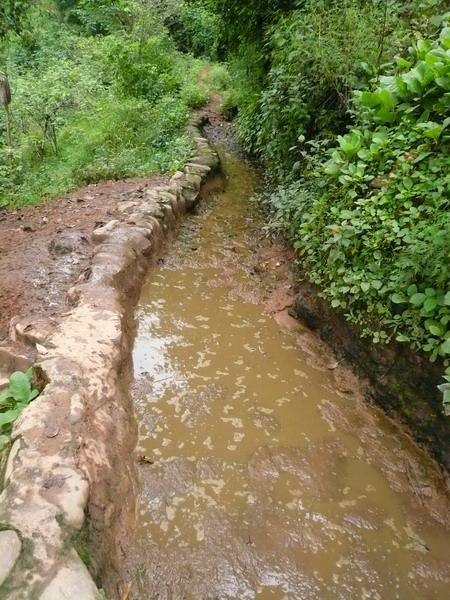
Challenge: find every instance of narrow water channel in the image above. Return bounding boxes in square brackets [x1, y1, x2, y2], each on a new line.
[127, 146, 450, 599]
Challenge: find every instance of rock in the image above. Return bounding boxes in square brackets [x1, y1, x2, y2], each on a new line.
[14, 320, 53, 346]
[48, 231, 88, 255]
[39, 553, 100, 600]
[117, 201, 138, 214]
[185, 163, 211, 176]
[170, 171, 184, 182]
[184, 174, 202, 190]
[91, 220, 119, 243]
[0, 530, 21, 586]
[0, 346, 31, 374]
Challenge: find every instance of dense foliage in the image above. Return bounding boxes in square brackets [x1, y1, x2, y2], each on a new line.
[155, 0, 221, 58]
[0, 0, 208, 207]
[269, 27, 450, 370]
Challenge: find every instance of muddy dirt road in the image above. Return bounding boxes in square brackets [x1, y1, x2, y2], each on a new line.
[124, 148, 450, 599]
[0, 176, 166, 340]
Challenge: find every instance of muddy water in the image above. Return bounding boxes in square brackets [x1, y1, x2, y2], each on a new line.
[128, 149, 450, 599]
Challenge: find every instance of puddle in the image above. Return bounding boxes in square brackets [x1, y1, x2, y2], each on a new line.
[127, 150, 450, 599]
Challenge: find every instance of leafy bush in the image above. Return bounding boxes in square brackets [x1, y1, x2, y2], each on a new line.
[179, 82, 208, 108]
[104, 33, 180, 101]
[268, 23, 450, 408]
[205, 63, 231, 91]
[0, 369, 40, 450]
[0, 1, 204, 208]
[56, 0, 135, 36]
[164, 0, 221, 58]
[233, 0, 409, 176]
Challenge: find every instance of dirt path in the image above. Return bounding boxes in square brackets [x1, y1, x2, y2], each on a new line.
[0, 176, 168, 342]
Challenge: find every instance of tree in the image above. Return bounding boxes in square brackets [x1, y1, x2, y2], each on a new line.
[0, 0, 29, 38]
[207, 0, 298, 50]
[0, 72, 12, 146]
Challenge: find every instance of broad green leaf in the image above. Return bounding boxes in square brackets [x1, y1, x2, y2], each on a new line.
[423, 297, 438, 312]
[396, 334, 410, 342]
[396, 57, 412, 69]
[0, 408, 21, 428]
[360, 91, 379, 108]
[417, 121, 443, 140]
[440, 339, 450, 355]
[391, 293, 407, 304]
[429, 15, 443, 27]
[410, 293, 426, 306]
[440, 27, 450, 49]
[9, 372, 32, 404]
[426, 320, 444, 336]
[413, 152, 432, 163]
[378, 88, 396, 110]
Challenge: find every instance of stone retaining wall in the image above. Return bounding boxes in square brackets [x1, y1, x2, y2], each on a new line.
[0, 117, 219, 599]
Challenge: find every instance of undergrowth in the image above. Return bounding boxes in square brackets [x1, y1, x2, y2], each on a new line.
[265, 15, 450, 411]
[0, 1, 209, 208]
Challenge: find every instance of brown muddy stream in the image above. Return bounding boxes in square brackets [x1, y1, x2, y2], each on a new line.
[127, 147, 450, 599]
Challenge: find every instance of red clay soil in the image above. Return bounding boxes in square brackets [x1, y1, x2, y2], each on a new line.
[0, 176, 168, 340]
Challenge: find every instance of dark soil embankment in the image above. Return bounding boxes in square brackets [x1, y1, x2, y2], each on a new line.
[292, 279, 450, 471]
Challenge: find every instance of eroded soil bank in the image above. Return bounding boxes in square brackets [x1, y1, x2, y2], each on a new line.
[123, 145, 450, 599]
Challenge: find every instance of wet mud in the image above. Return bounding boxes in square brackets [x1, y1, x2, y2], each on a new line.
[126, 149, 450, 599]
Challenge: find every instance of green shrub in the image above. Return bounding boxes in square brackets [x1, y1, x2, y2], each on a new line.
[161, 0, 221, 59]
[179, 82, 208, 108]
[235, 0, 409, 175]
[205, 63, 231, 91]
[268, 22, 450, 408]
[104, 33, 180, 101]
[0, 1, 202, 208]
[56, 0, 135, 36]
